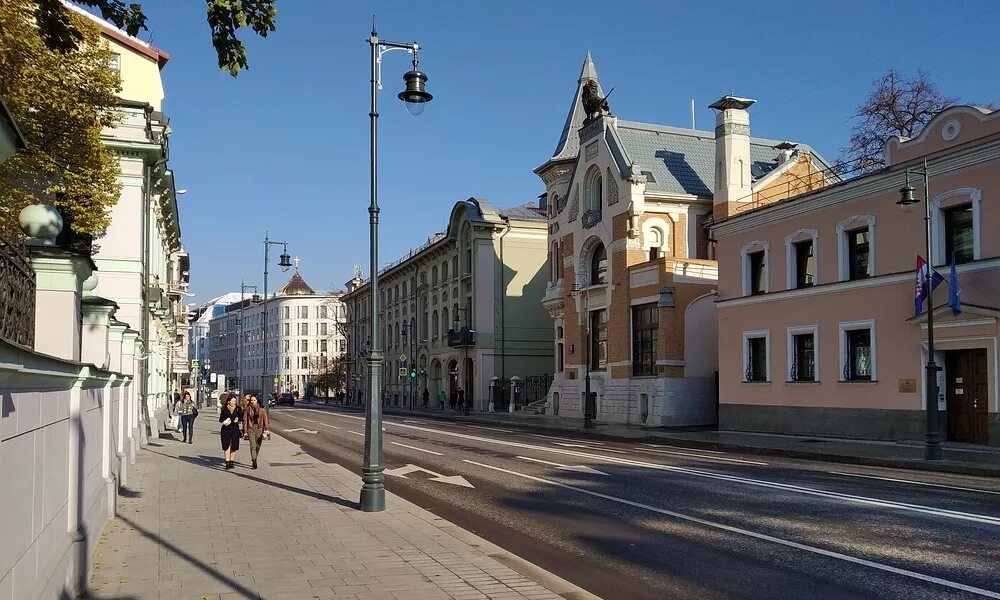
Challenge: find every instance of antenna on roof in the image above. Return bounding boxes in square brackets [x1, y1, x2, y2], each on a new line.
[691, 98, 696, 130]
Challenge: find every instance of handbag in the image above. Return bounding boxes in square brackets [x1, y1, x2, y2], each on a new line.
[168, 415, 180, 431]
[192, 406, 199, 418]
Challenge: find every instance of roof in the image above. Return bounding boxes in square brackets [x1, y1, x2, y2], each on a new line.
[63, 1, 170, 68]
[613, 121, 832, 197]
[498, 202, 547, 221]
[551, 52, 607, 162]
[277, 271, 315, 296]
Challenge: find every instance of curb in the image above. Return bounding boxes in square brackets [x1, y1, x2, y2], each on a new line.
[355, 407, 1000, 479]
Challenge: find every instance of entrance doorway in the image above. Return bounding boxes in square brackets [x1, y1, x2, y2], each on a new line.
[945, 349, 988, 444]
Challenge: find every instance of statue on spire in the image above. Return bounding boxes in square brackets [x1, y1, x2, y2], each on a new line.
[582, 80, 614, 122]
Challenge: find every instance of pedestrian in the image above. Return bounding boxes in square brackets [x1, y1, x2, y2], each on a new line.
[459, 387, 468, 415]
[243, 394, 269, 470]
[219, 393, 243, 470]
[449, 389, 457, 411]
[422, 388, 430, 408]
[241, 394, 251, 412]
[177, 391, 198, 444]
[438, 390, 446, 410]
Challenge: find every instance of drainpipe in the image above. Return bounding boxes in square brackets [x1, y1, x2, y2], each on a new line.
[67, 375, 86, 597]
[498, 217, 512, 408]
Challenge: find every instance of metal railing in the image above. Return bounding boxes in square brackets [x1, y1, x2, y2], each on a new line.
[0, 238, 35, 347]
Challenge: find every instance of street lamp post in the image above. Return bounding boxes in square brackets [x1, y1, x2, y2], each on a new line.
[898, 159, 941, 461]
[571, 279, 595, 429]
[262, 233, 292, 402]
[453, 308, 471, 415]
[362, 19, 433, 512]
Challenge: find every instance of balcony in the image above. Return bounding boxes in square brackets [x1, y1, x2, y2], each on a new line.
[447, 327, 475, 348]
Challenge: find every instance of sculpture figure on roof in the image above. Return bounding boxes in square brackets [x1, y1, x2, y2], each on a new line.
[582, 80, 613, 121]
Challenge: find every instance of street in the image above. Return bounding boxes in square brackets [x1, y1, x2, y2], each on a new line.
[267, 405, 1000, 600]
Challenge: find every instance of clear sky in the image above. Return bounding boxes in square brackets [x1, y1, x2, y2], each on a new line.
[137, 0, 1000, 304]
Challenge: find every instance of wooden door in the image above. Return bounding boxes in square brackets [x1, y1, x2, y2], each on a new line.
[946, 349, 989, 444]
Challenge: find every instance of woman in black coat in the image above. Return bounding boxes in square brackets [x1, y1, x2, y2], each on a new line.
[219, 393, 243, 470]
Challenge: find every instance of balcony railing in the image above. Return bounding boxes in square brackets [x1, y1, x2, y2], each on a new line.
[447, 327, 475, 348]
[0, 238, 35, 347]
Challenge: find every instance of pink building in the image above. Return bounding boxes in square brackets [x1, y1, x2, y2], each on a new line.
[713, 106, 1000, 445]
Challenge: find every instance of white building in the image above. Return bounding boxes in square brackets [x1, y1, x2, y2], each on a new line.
[208, 271, 347, 396]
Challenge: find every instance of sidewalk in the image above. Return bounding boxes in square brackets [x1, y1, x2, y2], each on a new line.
[86, 420, 599, 600]
[369, 403, 1000, 477]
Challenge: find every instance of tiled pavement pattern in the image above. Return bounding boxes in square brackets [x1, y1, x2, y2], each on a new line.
[88, 420, 594, 600]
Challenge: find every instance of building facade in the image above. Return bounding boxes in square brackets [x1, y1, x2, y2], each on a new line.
[535, 54, 833, 426]
[343, 198, 553, 410]
[713, 105, 1000, 445]
[74, 5, 189, 433]
[208, 272, 347, 396]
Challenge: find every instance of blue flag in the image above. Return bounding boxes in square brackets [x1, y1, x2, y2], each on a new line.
[949, 257, 962, 315]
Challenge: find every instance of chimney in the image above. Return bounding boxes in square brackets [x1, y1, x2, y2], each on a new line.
[710, 96, 756, 218]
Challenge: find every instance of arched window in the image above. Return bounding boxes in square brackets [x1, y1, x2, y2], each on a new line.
[442, 307, 449, 337]
[648, 227, 663, 260]
[442, 260, 449, 281]
[550, 242, 561, 282]
[591, 242, 607, 285]
[431, 311, 439, 338]
[585, 167, 603, 212]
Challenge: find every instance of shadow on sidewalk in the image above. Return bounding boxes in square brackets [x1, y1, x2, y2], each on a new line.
[114, 514, 260, 600]
[144, 448, 360, 510]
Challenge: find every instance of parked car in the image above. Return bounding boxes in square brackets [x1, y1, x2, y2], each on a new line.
[276, 392, 295, 406]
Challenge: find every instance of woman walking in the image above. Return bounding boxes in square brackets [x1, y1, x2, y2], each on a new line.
[219, 393, 243, 470]
[243, 394, 269, 470]
[177, 391, 197, 444]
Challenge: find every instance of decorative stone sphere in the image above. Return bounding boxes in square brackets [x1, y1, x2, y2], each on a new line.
[18, 204, 63, 244]
[82, 273, 99, 292]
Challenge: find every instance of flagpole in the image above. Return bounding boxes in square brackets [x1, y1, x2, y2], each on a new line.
[922, 161, 942, 461]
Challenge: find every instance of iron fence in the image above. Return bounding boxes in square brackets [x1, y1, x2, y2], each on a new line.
[0, 237, 35, 347]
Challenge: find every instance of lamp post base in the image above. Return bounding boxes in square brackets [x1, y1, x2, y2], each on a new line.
[583, 417, 596, 429]
[359, 470, 385, 512]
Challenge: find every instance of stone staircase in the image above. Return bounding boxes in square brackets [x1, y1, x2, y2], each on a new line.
[520, 398, 549, 415]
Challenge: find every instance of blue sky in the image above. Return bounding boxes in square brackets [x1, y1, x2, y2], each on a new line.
[137, 0, 1000, 303]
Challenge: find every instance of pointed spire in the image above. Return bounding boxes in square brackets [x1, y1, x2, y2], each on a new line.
[549, 52, 606, 162]
[579, 50, 599, 82]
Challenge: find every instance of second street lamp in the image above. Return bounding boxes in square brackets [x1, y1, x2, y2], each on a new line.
[362, 19, 433, 513]
[897, 159, 942, 461]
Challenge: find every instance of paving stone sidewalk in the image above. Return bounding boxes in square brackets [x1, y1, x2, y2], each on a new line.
[87, 419, 597, 600]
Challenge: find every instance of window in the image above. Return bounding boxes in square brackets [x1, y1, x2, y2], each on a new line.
[432, 267, 439, 286]
[299, 306, 309, 319]
[794, 240, 815, 288]
[283, 340, 289, 352]
[299, 356, 309, 369]
[847, 228, 870, 280]
[319, 306, 328, 319]
[299, 340, 308, 352]
[590, 243, 607, 285]
[632, 304, 658, 376]
[320, 339, 328, 353]
[557, 343, 564, 372]
[320, 323, 328, 336]
[584, 166, 603, 212]
[442, 307, 450, 336]
[840, 322, 875, 381]
[743, 330, 769, 382]
[590, 309, 608, 370]
[283, 306, 290, 319]
[551, 242, 561, 282]
[442, 261, 449, 281]
[648, 228, 663, 261]
[402, 282, 408, 298]
[299, 323, 308, 335]
[108, 52, 120, 73]
[788, 329, 816, 382]
[452, 256, 459, 279]
[944, 204, 974, 264]
[432, 311, 439, 338]
[283, 323, 290, 336]
[748, 251, 766, 295]
[284, 357, 290, 370]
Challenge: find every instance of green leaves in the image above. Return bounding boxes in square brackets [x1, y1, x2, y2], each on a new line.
[32, 0, 276, 76]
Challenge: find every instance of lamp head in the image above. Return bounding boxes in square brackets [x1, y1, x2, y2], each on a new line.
[278, 249, 292, 272]
[398, 66, 432, 115]
[898, 171, 919, 206]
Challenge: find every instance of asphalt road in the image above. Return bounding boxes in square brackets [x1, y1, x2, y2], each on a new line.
[268, 404, 1000, 600]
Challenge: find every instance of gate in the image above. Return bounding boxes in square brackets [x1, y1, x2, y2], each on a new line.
[524, 374, 553, 404]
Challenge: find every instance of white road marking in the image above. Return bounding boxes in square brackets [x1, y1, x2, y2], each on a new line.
[282, 428, 317, 434]
[348, 431, 364, 437]
[829, 471, 1000, 496]
[390, 441, 444, 456]
[638, 442, 723, 454]
[635, 447, 769, 465]
[385, 463, 474, 488]
[466, 425, 515, 433]
[553, 442, 624, 453]
[293, 409, 1000, 525]
[517, 456, 609, 476]
[463, 460, 1000, 599]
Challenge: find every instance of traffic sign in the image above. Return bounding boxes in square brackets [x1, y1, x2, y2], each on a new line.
[273, 377, 279, 383]
[398, 368, 407, 377]
[399, 354, 407, 362]
[190, 358, 200, 368]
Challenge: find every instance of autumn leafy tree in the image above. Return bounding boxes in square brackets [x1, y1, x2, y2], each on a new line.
[839, 69, 996, 176]
[33, 0, 277, 76]
[309, 355, 347, 401]
[0, 0, 122, 238]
